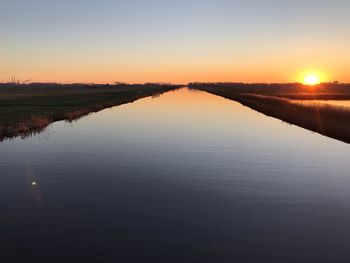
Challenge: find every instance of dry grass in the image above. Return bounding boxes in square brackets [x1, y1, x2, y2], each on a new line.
[190, 83, 350, 144]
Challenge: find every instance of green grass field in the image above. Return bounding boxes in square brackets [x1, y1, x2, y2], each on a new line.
[0, 83, 179, 140]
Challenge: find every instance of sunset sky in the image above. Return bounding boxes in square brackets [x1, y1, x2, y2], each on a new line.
[1, 0, 349, 84]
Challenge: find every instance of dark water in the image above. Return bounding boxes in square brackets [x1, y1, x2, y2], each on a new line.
[1, 88, 350, 263]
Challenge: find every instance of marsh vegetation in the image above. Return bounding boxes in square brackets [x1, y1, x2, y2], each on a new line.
[190, 82, 350, 143]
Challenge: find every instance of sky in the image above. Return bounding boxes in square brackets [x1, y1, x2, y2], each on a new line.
[1, 0, 350, 84]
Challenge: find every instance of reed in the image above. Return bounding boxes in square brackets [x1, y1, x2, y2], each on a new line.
[190, 83, 350, 144]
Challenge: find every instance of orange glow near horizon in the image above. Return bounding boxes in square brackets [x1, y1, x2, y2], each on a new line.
[303, 73, 321, 86]
[298, 70, 329, 86]
[1, 67, 338, 85]
[1, 59, 341, 84]
[2, 1, 350, 85]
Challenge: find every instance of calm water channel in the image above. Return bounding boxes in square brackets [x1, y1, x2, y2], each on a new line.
[1, 88, 350, 262]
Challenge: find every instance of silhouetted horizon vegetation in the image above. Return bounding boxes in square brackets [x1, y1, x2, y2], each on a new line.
[189, 82, 350, 99]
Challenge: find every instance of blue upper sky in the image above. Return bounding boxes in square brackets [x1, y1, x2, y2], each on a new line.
[1, 0, 349, 83]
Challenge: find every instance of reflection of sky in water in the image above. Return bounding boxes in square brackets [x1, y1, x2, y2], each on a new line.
[1, 88, 350, 262]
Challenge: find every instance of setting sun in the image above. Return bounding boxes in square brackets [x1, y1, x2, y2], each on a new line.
[303, 74, 321, 85]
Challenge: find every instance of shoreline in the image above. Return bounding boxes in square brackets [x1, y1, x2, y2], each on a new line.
[0, 83, 181, 141]
[190, 83, 350, 144]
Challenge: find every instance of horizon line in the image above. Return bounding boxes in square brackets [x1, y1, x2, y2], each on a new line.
[0, 81, 346, 86]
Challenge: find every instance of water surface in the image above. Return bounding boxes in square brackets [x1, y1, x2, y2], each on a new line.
[1, 88, 350, 263]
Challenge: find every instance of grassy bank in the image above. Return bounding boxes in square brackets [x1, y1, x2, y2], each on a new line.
[0, 83, 181, 140]
[189, 83, 350, 144]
